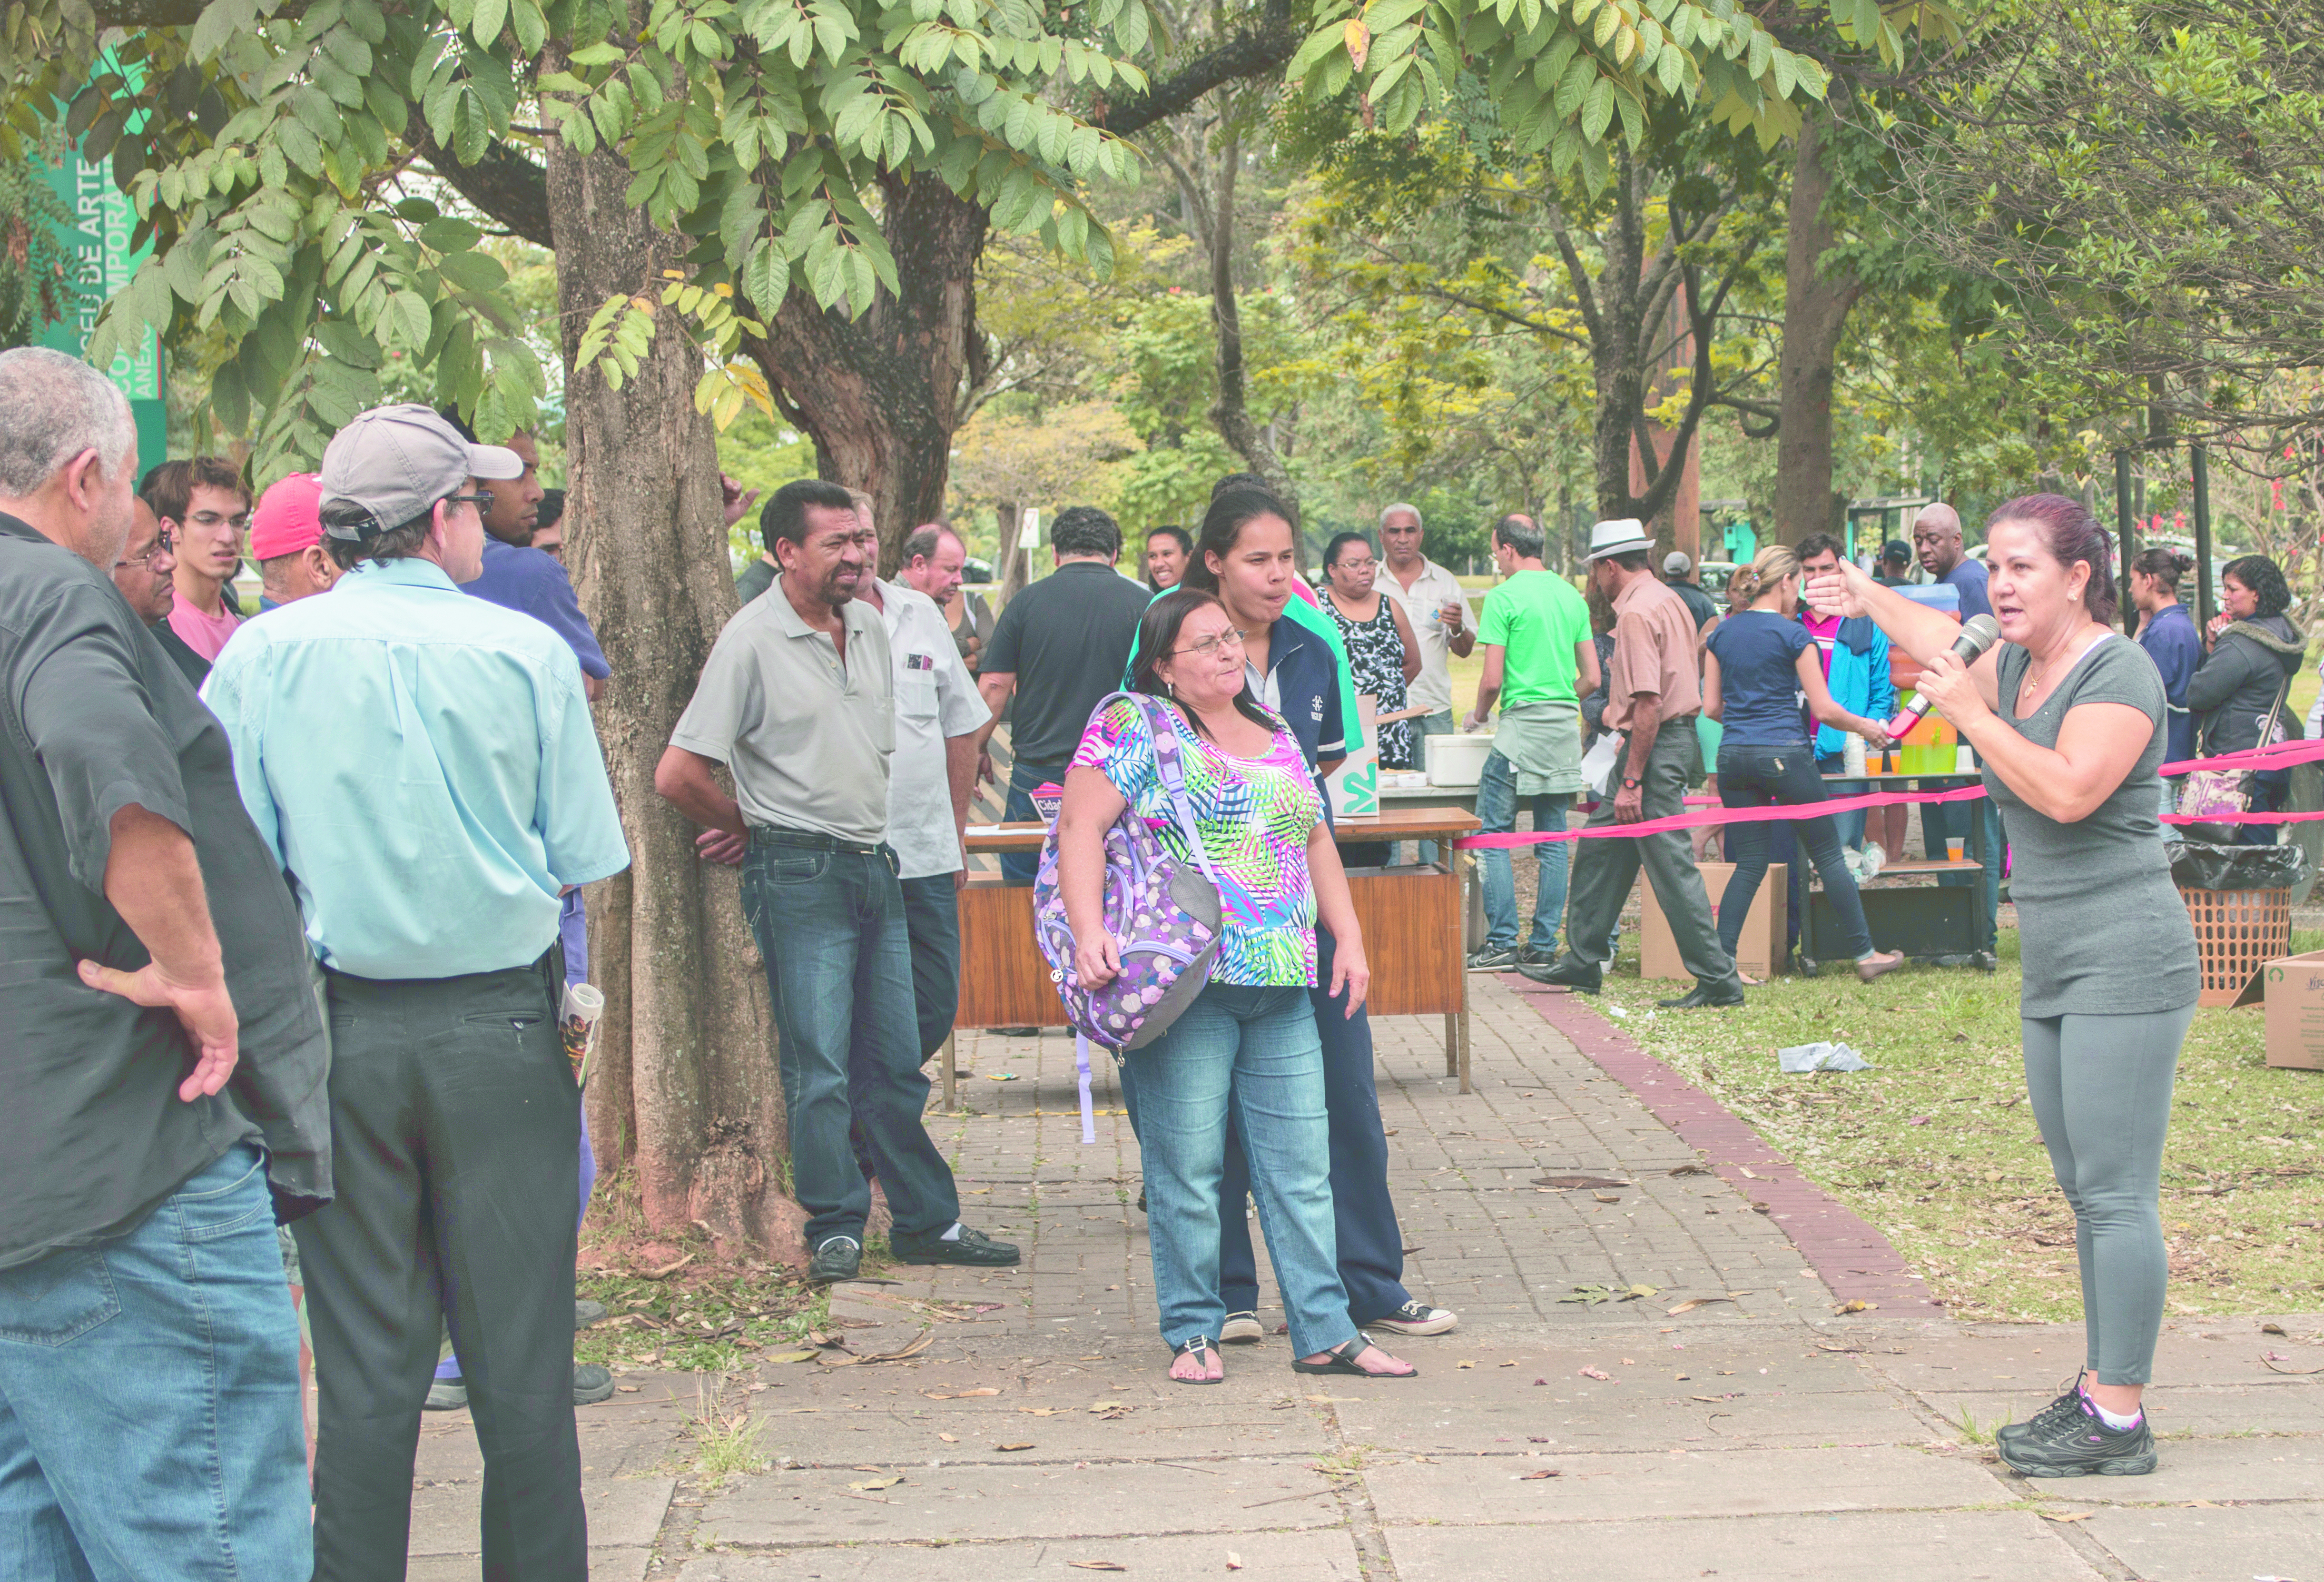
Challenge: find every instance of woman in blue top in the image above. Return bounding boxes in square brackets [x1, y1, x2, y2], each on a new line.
[1702, 545, 1903, 983]
[2128, 548, 2199, 815]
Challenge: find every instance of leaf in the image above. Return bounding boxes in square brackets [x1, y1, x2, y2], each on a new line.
[2040, 1511, 2093, 1523]
[1019, 1406, 1064, 1416]
[847, 1475, 905, 1490]
[995, 1442, 1035, 1452]
[768, 1349, 820, 1364]
[1533, 1176, 1630, 1190]
[937, 1433, 958, 1442]
[1833, 1299, 1878, 1315]
[923, 1387, 1001, 1399]
[1666, 1298, 1734, 1315]
[1593, 1192, 1621, 1203]
[1344, 19, 1370, 69]
[1226, 1556, 1243, 1572]
[1577, 1366, 1611, 1381]
[1455, 1360, 1475, 1369]
[1519, 1469, 1560, 1479]
[1066, 1566, 1127, 1573]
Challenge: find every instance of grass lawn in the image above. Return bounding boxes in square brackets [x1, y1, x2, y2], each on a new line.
[1576, 927, 2324, 1321]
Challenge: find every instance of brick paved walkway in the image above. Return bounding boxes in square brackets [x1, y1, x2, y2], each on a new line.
[406, 976, 2324, 1580]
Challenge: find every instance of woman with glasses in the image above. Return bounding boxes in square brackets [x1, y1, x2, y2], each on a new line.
[1058, 588, 1415, 1384]
[1320, 531, 1423, 770]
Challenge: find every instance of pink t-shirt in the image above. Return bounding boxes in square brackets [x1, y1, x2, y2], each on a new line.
[1802, 610, 1841, 680]
[167, 593, 241, 662]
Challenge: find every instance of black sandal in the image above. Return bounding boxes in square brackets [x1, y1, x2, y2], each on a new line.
[1291, 1334, 1418, 1378]
[1170, 1335, 1222, 1385]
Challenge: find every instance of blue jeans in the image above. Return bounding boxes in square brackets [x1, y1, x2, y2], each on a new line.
[1717, 743, 1874, 960]
[1001, 758, 1067, 886]
[0, 1143, 308, 1582]
[1815, 755, 1868, 850]
[742, 840, 961, 1248]
[1476, 749, 1570, 954]
[1125, 981, 1357, 1360]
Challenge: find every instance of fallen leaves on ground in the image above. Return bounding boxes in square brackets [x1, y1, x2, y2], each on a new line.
[924, 1387, 1001, 1399]
[847, 1476, 904, 1491]
[1666, 1297, 1734, 1315]
[1577, 1366, 1612, 1381]
[768, 1349, 820, 1364]
[995, 1442, 1035, 1452]
[1520, 1469, 1561, 1480]
[1067, 1563, 1127, 1572]
[1833, 1299, 1879, 1315]
[2040, 1511, 2092, 1524]
[1533, 1175, 1632, 1190]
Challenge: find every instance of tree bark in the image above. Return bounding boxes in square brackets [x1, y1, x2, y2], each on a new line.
[543, 95, 805, 1258]
[742, 175, 988, 574]
[1774, 104, 1862, 543]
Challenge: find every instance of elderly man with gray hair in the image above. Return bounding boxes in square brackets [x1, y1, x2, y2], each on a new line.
[0, 346, 328, 1580]
[1375, 500, 1475, 744]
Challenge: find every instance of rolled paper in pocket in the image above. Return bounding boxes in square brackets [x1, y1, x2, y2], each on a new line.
[560, 982, 605, 1085]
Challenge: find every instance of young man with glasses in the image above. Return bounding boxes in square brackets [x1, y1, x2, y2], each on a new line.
[142, 455, 253, 662]
[204, 405, 629, 1579]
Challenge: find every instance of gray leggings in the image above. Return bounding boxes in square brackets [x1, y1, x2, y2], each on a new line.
[2020, 1004, 2195, 1385]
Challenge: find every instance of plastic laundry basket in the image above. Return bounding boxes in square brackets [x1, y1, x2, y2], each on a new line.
[2178, 885, 2291, 1007]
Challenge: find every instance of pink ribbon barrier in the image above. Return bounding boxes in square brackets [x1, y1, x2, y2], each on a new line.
[1452, 735, 2324, 850]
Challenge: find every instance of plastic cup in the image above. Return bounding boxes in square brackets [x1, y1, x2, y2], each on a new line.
[1946, 838, 1966, 862]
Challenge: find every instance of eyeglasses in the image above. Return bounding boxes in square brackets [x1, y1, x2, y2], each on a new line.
[187, 509, 253, 532]
[1173, 627, 1248, 659]
[447, 491, 496, 516]
[115, 526, 173, 570]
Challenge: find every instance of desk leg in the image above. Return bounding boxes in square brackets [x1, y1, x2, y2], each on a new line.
[941, 1032, 955, 1111]
[1458, 1006, 1472, 1095]
[1443, 1012, 1458, 1078]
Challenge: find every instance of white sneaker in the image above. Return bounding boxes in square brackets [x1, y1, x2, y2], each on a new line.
[1368, 1300, 1457, 1336]
[1220, 1310, 1264, 1343]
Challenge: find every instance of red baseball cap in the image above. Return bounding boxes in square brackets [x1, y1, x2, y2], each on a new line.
[249, 472, 325, 561]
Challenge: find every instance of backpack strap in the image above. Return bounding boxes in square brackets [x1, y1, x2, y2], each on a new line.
[1120, 692, 1227, 893]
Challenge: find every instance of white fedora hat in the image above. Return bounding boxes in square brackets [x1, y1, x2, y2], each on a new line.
[1585, 518, 1654, 562]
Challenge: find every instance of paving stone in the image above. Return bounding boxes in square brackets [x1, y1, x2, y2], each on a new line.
[408, 1473, 674, 1555]
[408, 1547, 651, 1582]
[1915, 1383, 2324, 1440]
[1382, 1508, 2105, 1582]
[2038, 1431, 2324, 1503]
[2076, 1502, 2324, 1582]
[692, 1459, 1345, 1546]
[1364, 1444, 2009, 1524]
[671, 1528, 1366, 1580]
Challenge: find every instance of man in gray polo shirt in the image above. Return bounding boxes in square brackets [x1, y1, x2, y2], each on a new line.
[656, 479, 1018, 1284]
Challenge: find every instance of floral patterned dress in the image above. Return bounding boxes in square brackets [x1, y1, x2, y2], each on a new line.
[1326, 594, 1415, 768]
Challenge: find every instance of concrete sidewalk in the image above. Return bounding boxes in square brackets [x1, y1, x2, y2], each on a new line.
[409, 974, 2323, 1580]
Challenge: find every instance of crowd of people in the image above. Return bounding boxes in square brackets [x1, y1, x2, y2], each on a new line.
[0, 316, 2283, 1582]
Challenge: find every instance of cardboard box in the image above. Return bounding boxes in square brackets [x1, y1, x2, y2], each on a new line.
[1640, 862, 1785, 981]
[2258, 948, 2324, 1070]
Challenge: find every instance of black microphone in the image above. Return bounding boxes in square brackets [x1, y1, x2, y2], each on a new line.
[1884, 614, 2002, 741]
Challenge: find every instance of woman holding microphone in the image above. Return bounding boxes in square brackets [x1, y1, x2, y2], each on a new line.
[1806, 494, 2198, 1478]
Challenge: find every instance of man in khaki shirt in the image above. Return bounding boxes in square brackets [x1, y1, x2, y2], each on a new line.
[1521, 522, 1743, 1008]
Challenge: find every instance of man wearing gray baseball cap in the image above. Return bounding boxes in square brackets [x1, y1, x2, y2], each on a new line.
[204, 404, 631, 1579]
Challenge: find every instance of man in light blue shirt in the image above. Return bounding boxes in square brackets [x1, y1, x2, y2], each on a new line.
[204, 405, 628, 1581]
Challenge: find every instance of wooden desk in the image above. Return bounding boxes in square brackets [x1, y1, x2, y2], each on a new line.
[952, 806, 1485, 1102]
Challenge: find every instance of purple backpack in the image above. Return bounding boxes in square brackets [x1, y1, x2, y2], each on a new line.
[1032, 693, 1226, 1058]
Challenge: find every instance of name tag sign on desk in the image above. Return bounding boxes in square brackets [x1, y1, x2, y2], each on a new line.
[1324, 694, 1380, 818]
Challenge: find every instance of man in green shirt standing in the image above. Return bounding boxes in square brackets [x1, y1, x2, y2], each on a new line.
[1461, 514, 1599, 969]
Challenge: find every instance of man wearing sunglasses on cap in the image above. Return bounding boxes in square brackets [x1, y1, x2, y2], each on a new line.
[204, 404, 630, 1581]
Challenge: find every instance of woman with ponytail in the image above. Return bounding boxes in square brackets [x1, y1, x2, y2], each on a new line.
[1701, 544, 1902, 983]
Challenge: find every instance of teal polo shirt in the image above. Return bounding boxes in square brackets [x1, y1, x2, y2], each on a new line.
[203, 556, 630, 980]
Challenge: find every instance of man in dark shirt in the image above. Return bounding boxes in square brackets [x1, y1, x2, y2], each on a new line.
[0, 346, 328, 1580]
[1875, 539, 1914, 585]
[1663, 550, 1720, 631]
[1913, 503, 1991, 618]
[973, 504, 1152, 884]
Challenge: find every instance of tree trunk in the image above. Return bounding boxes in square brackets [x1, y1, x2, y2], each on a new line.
[545, 103, 805, 1258]
[1774, 105, 1862, 544]
[1197, 127, 1300, 553]
[746, 175, 988, 574]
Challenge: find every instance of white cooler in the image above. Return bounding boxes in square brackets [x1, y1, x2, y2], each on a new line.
[1425, 732, 1496, 788]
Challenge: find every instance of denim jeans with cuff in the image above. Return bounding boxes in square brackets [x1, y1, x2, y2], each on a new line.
[742, 839, 961, 1250]
[1125, 981, 1357, 1361]
[0, 1142, 308, 1582]
[1476, 747, 1571, 955]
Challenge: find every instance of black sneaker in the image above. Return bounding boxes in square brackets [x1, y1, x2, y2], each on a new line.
[1996, 1393, 2157, 1477]
[891, 1224, 1021, 1267]
[808, 1235, 863, 1283]
[1998, 1374, 2087, 1444]
[573, 1363, 615, 1405]
[1467, 944, 1522, 972]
